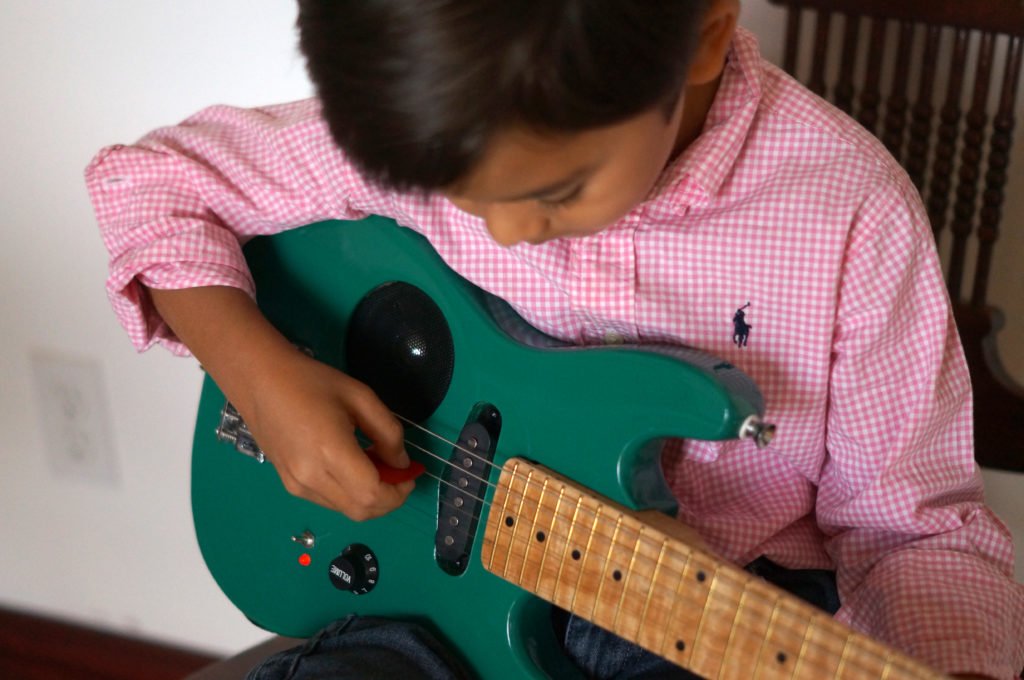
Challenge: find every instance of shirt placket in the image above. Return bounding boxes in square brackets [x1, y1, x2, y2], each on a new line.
[568, 216, 639, 345]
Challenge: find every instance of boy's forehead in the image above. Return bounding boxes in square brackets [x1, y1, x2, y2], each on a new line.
[448, 104, 671, 203]
[448, 126, 599, 202]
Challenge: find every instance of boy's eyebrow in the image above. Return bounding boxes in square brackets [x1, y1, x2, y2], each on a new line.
[497, 166, 595, 202]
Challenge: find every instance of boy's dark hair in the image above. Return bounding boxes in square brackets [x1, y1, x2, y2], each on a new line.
[297, 1, 711, 191]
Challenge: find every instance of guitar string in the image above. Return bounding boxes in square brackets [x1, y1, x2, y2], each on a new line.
[340, 451, 904, 680]
[404, 467, 904, 680]
[358, 410, 909, 676]
[490, 473, 908, 680]
[485, 467, 907, 680]
[395, 413, 504, 479]
[224, 375, 838, 668]
[389, 420, 908, 678]
[401, 441, 499, 528]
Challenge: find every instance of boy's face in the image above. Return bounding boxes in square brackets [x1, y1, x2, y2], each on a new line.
[445, 95, 687, 247]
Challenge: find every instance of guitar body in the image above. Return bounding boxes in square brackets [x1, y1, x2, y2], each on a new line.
[191, 217, 764, 679]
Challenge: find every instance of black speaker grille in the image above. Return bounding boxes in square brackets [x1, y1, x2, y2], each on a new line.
[345, 282, 455, 422]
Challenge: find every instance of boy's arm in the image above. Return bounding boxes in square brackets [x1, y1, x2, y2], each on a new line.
[85, 99, 415, 519]
[148, 285, 413, 519]
[818, 185, 1024, 679]
[85, 98, 391, 355]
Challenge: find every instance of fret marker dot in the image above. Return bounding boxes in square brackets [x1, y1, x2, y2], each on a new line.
[696, 570, 706, 582]
[675, 640, 685, 652]
[505, 516, 514, 527]
[776, 652, 787, 664]
[612, 570, 622, 581]
[536, 531, 546, 543]
[571, 549, 581, 560]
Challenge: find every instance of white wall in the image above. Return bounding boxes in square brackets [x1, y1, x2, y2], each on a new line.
[0, 0, 312, 654]
[0, 0, 1020, 657]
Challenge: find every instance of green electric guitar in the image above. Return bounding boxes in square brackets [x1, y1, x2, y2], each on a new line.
[191, 217, 945, 679]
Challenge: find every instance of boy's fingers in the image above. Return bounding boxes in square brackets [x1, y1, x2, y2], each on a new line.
[328, 470, 414, 520]
[346, 385, 410, 468]
[320, 442, 417, 519]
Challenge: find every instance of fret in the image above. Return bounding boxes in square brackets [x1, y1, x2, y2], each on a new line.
[752, 596, 812, 680]
[749, 599, 794, 680]
[840, 648, 891, 680]
[794, 616, 844, 678]
[607, 520, 638, 633]
[481, 460, 518, 573]
[619, 528, 677, 649]
[610, 523, 660, 640]
[717, 586, 754, 680]
[482, 460, 949, 679]
[585, 507, 623, 627]
[569, 499, 609, 617]
[791, 614, 814, 680]
[716, 578, 779, 680]
[880, 656, 894, 680]
[686, 561, 730, 679]
[656, 546, 698, 667]
[835, 636, 853, 679]
[531, 484, 568, 601]
[634, 538, 671, 651]
[840, 636, 919, 680]
[501, 467, 535, 583]
[551, 494, 588, 610]
[515, 476, 549, 588]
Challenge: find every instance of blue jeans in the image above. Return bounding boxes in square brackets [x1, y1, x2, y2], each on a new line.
[246, 557, 839, 680]
[245, 615, 470, 680]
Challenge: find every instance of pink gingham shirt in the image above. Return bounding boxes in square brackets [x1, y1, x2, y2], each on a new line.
[86, 29, 1023, 678]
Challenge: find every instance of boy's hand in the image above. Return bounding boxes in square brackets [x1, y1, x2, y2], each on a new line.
[148, 285, 415, 521]
[239, 347, 416, 520]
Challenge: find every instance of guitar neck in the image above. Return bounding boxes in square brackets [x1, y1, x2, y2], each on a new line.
[480, 459, 947, 680]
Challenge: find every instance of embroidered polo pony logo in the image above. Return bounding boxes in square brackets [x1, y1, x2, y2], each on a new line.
[733, 302, 752, 347]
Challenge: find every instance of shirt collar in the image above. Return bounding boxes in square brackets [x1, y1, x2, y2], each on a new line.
[647, 27, 765, 209]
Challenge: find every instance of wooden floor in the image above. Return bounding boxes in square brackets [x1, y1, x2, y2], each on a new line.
[0, 606, 219, 680]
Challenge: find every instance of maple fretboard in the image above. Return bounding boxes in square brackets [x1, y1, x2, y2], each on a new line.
[481, 458, 947, 680]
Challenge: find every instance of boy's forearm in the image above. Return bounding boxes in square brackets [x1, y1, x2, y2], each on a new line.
[147, 286, 297, 413]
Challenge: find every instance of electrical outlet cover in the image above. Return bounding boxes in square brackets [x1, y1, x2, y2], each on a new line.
[30, 352, 120, 486]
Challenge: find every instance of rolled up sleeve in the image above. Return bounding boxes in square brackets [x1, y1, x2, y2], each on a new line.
[85, 98, 389, 354]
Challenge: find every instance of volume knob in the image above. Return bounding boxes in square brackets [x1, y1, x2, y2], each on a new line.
[328, 543, 379, 595]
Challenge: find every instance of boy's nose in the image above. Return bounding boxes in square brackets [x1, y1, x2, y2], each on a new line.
[483, 203, 548, 246]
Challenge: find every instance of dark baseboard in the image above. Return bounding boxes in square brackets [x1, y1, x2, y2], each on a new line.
[0, 606, 220, 680]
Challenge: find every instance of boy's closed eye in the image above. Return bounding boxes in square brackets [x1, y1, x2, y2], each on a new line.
[537, 184, 585, 209]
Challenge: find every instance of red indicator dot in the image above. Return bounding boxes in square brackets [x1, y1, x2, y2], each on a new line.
[298, 553, 312, 567]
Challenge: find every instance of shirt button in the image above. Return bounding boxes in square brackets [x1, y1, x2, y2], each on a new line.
[603, 331, 625, 345]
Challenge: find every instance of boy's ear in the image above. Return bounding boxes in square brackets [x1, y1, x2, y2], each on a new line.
[686, 0, 740, 86]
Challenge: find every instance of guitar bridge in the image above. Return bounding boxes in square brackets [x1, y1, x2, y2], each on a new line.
[435, 404, 501, 576]
[213, 348, 312, 463]
[215, 402, 266, 463]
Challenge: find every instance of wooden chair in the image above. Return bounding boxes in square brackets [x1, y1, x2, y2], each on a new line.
[765, 0, 1024, 472]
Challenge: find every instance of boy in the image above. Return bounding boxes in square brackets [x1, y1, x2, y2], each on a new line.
[86, 1, 1023, 678]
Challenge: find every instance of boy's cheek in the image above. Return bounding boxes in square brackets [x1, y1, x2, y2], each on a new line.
[444, 195, 482, 218]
